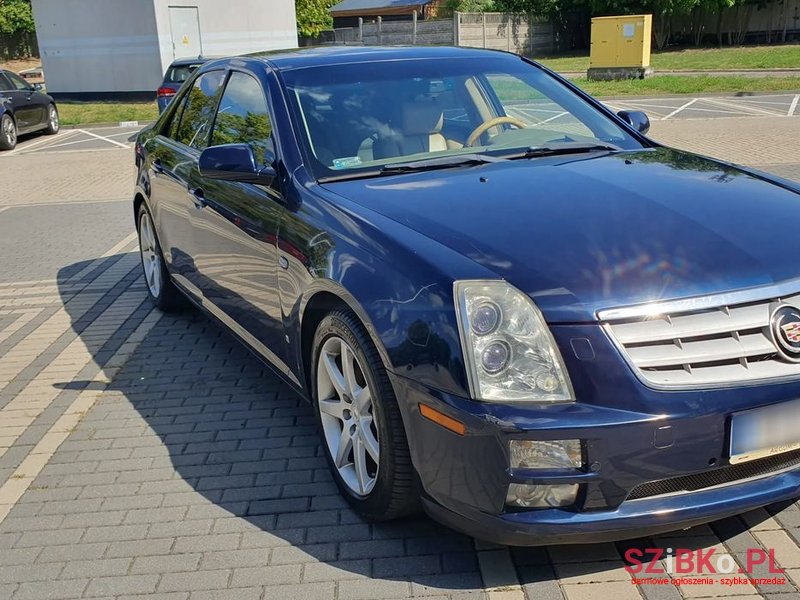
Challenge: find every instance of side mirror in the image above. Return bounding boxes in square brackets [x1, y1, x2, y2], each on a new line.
[32, 83, 43, 92]
[199, 143, 275, 185]
[617, 110, 650, 135]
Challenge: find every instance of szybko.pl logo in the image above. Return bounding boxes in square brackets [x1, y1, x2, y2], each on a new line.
[625, 547, 787, 588]
[625, 547, 784, 576]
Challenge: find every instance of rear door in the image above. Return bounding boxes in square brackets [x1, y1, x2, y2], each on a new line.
[169, 6, 203, 60]
[3, 72, 43, 131]
[0, 74, 13, 120]
[146, 69, 225, 290]
[188, 69, 291, 376]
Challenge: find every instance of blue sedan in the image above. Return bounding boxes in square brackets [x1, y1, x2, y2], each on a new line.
[133, 46, 800, 545]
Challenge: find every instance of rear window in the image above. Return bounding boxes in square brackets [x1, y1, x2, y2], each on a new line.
[166, 64, 203, 84]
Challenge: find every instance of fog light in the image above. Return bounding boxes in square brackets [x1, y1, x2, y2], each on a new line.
[510, 439, 582, 470]
[506, 483, 578, 508]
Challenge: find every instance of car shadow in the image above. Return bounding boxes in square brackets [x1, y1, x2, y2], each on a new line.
[54, 254, 490, 592]
[54, 253, 800, 594]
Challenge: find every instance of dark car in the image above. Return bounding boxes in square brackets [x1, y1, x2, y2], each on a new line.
[133, 46, 800, 545]
[157, 57, 211, 113]
[0, 69, 59, 150]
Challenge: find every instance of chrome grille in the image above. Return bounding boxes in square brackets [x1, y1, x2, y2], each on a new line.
[602, 292, 800, 388]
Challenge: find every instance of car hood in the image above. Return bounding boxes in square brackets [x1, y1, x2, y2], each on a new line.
[321, 148, 800, 322]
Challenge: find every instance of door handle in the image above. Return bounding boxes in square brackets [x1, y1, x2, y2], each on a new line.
[189, 187, 206, 209]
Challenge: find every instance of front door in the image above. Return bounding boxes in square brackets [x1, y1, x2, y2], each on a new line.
[3, 72, 43, 131]
[147, 69, 224, 286]
[169, 6, 203, 60]
[189, 69, 291, 378]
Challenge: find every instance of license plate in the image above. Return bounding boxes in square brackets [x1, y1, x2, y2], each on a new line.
[730, 400, 800, 464]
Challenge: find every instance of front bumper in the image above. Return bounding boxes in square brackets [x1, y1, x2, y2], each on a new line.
[388, 355, 800, 545]
[422, 466, 800, 545]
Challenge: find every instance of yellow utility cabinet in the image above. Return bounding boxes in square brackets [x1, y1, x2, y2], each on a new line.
[588, 14, 653, 80]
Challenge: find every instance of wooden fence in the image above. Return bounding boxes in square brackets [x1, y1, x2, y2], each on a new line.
[360, 15, 455, 46]
[355, 12, 555, 56]
[455, 12, 555, 55]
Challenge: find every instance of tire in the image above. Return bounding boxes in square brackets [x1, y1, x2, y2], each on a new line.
[312, 310, 419, 520]
[44, 104, 59, 135]
[0, 114, 17, 151]
[136, 203, 185, 311]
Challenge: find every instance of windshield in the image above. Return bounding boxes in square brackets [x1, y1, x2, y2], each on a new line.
[281, 55, 644, 180]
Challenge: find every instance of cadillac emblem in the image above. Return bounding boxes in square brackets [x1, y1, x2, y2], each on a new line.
[770, 304, 800, 362]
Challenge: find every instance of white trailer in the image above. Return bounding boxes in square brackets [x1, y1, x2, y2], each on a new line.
[31, 0, 298, 99]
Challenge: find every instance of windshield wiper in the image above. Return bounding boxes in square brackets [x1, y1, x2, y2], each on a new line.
[505, 141, 621, 160]
[380, 153, 507, 174]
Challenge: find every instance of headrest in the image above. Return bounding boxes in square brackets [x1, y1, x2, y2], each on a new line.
[402, 100, 443, 136]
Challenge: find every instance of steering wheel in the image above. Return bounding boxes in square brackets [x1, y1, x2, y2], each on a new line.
[466, 116, 527, 147]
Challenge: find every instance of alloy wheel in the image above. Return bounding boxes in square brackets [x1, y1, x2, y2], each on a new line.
[2, 116, 16, 147]
[138, 210, 162, 298]
[316, 336, 380, 496]
[49, 106, 59, 131]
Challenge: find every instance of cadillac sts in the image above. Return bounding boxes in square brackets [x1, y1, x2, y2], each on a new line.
[133, 46, 800, 545]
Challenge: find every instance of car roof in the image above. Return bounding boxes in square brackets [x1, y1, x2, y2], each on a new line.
[238, 45, 518, 71]
[168, 56, 215, 67]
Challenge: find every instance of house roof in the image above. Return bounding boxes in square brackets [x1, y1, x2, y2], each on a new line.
[330, 0, 432, 17]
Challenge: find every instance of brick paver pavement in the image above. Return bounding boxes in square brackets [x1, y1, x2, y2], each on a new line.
[0, 110, 798, 600]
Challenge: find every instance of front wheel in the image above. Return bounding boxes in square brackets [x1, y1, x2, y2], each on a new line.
[45, 104, 59, 135]
[0, 114, 17, 150]
[137, 203, 184, 311]
[312, 310, 418, 520]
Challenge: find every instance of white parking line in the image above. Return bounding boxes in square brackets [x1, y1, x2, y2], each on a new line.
[789, 94, 800, 117]
[102, 232, 138, 257]
[0, 309, 162, 525]
[29, 135, 109, 151]
[29, 147, 130, 156]
[3, 198, 129, 209]
[662, 98, 698, 120]
[75, 128, 131, 149]
[2, 130, 80, 156]
[704, 97, 784, 116]
[533, 111, 569, 125]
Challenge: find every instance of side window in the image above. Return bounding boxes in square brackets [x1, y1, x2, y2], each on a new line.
[210, 71, 273, 165]
[5, 72, 30, 91]
[166, 94, 188, 140]
[0, 74, 12, 91]
[174, 70, 225, 150]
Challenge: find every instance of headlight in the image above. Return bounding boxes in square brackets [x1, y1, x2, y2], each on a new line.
[454, 280, 574, 402]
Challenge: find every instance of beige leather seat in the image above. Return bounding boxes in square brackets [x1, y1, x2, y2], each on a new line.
[373, 100, 447, 159]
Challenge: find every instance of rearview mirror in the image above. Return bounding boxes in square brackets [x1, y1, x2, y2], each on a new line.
[199, 144, 275, 185]
[617, 110, 650, 135]
[32, 83, 43, 92]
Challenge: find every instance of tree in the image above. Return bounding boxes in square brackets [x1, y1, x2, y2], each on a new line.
[296, 0, 337, 38]
[441, 0, 498, 13]
[494, 0, 560, 17]
[0, 0, 35, 35]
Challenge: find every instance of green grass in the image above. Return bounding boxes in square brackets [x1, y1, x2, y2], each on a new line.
[537, 44, 800, 73]
[50, 71, 800, 128]
[573, 75, 800, 96]
[58, 102, 158, 126]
